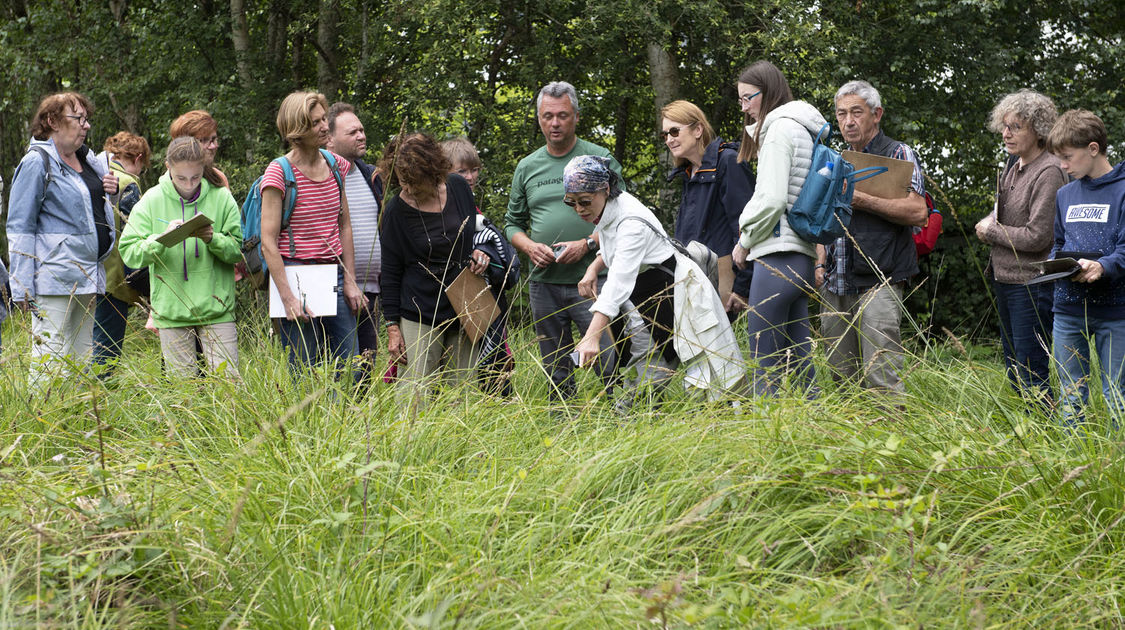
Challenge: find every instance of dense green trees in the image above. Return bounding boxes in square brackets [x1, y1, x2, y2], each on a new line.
[1, 0, 1120, 334]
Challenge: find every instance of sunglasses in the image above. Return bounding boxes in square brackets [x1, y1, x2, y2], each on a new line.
[659, 123, 695, 141]
[562, 198, 595, 208]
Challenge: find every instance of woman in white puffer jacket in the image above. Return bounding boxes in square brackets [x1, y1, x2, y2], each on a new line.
[731, 60, 828, 396]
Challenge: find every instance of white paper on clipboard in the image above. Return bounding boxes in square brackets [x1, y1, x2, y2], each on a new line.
[268, 264, 338, 318]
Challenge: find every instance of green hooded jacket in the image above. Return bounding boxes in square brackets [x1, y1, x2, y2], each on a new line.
[119, 173, 243, 328]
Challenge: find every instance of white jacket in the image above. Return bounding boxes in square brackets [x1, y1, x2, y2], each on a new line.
[592, 192, 744, 394]
[591, 192, 676, 319]
[737, 100, 827, 261]
[672, 251, 746, 395]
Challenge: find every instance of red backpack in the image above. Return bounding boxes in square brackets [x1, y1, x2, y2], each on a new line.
[913, 191, 942, 256]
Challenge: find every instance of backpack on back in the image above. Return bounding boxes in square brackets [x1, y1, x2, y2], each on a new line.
[787, 124, 886, 244]
[241, 149, 342, 286]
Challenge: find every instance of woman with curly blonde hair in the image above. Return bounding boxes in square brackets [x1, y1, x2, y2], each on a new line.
[975, 89, 1067, 401]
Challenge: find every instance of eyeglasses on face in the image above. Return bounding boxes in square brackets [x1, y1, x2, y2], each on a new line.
[659, 123, 696, 141]
[1002, 122, 1023, 134]
[65, 114, 90, 126]
[738, 90, 762, 105]
[562, 197, 595, 208]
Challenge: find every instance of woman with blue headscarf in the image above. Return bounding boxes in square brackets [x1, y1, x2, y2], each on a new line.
[570, 156, 745, 404]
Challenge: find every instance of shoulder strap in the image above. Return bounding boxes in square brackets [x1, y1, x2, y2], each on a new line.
[28, 146, 53, 206]
[31, 146, 53, 185]
[812, 123, 831, 146]
[620, 215, 689, 258]
[274, 156, 299, 258]
[319, 148, 344, 205]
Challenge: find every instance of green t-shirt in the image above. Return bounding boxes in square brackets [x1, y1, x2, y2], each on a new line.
[504, 138, 623, 284]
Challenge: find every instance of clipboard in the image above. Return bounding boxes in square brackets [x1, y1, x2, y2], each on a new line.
[155, 213, 214, 247]
[268, 264, 338, 318]
[445, 268, 499, 343]
[842, 150, 914, 199]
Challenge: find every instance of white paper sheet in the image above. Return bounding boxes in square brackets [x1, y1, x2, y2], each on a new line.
[268, 264, 338, 318]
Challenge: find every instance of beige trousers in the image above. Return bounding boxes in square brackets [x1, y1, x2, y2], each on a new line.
[158, 321, 240, 378]
[397, 318, 479, 406]
[30, 293, 96, 386]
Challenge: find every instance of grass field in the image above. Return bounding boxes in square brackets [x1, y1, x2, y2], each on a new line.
[1, 298, 1123, 628]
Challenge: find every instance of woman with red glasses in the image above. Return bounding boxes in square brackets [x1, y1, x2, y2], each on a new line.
[170, 110, 228, 189]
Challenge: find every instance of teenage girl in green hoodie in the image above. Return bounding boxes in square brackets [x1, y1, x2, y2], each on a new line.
[119, 136, 243, 378]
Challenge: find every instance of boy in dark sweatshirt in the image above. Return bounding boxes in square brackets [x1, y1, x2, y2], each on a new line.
[1047, 109, 1125, 425]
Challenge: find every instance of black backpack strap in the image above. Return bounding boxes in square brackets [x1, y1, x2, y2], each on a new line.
[29, 146, 53, 205]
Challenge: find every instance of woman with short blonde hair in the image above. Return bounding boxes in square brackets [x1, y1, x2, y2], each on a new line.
[660, 99, 753, 312]
[259, 91, 366, 377]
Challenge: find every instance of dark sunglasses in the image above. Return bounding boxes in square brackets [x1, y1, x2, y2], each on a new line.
[562, 198, 595, 208]
[659, 123, 695, 141]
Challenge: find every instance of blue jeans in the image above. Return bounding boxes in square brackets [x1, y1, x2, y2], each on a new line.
[1053, 311, 1125, 425]
[993, 280, 1053, 398]
[93, 294, 131, 368]
[276, 264, 359, 380]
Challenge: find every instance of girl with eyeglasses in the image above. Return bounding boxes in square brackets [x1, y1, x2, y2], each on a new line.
[730, 60, 830, 397]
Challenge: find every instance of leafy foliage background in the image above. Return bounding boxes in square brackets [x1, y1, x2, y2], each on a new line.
[0, 0, 1121, 336]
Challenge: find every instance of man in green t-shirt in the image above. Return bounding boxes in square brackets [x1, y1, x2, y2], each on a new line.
[504, 81, 623, 400]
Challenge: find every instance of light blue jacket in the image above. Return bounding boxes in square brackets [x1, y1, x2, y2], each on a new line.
[6, 138, 115, 301]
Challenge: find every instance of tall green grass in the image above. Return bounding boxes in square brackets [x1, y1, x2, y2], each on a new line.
[1, 301, 1123, 628]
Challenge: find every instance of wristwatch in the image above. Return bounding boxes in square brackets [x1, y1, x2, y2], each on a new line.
[585, 236, 598, 252]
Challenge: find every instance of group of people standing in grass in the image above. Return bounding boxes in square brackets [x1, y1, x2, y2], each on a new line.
[3, 59, 1124, 425]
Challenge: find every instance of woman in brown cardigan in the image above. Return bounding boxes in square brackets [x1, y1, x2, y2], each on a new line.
[975, 89, 1067, 401]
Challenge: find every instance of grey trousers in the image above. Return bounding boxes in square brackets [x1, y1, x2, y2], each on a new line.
[745, 252, 815, 395]
[529, 280, 617, 399]
[818, 283, 907, 395]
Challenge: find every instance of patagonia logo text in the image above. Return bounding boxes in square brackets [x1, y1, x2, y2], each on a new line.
[1066, 204, 1109, 223]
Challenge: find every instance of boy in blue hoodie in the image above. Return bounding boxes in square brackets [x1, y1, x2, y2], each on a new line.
[1047, 109, 1125, 424]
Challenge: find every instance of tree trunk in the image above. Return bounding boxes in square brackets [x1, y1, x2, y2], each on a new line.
[647, 42, 680, 215]
[228, 0, 254, 92]
[267, 0, 289, 82]
[316, 0, 342, 99]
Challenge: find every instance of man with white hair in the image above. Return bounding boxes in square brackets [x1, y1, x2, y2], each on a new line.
[816, 80, 928, 396]
[504, 81, 623, 401]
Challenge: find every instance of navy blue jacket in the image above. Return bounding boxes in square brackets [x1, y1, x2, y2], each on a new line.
[353, 158, 385, 211]
[1052, 161, 1125, 318]
[668, 137, 755, 296]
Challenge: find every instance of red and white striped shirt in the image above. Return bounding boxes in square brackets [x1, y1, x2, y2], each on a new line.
[261, 153, 351, 261]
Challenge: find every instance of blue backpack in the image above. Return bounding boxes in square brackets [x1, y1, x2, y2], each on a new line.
[787, 124, 886, 244]
[241, 149, 343, 280]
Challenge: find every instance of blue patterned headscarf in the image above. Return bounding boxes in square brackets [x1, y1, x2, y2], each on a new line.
[563, 155, 620, 198]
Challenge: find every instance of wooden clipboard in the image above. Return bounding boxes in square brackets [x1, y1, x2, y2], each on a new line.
[445, 268, 499, 343]
[155, 213, 214, 247]
[842, 150, 914, 199]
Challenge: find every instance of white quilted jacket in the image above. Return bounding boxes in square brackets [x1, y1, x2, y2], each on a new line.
[737, 100, 827, 260]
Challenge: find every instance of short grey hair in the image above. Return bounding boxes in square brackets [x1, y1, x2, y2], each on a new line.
[536, 81, 579, 113]
[835, 80, 882, 112]
[989, 89, 1057, 142]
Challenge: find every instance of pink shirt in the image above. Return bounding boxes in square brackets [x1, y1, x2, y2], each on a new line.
[260, 153, 351, 260]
